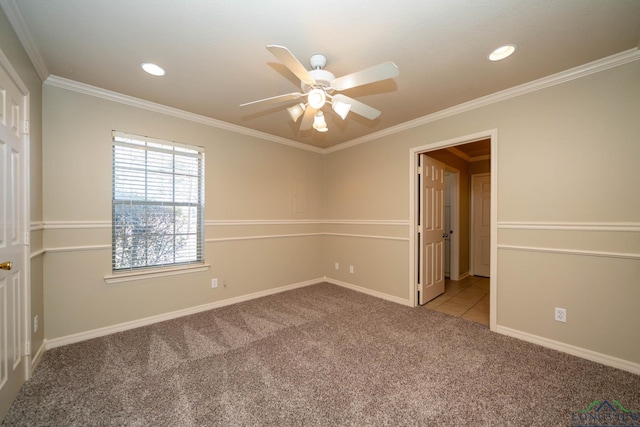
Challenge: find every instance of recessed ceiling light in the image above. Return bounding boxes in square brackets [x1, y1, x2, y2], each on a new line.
[488, 44, 516, 61]
[141, 62, 166, 76]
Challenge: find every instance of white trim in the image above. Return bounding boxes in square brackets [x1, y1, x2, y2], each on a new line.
[323, 219, 410, 226]
[326, 49, 640, 153]
[498, 221, 640, 232]
[496, 326, 640, 376]
[0, 0, 49, 81]
[104, 263, 211, 284]
[45, 278, 322, 349]
[40, 219, 410, 229]
[324, 277, 412, 307]
[457, 271, 470, 281]
[29, 249, 44, 259]
[207, 219, 322, 226]
[498, 244, 640, 261]
[47, 244, 111, 253]
[207, 233, 323, 243]
[30, 221, 44, 231]
[30, 339, 45, 372]
[324, 233, 409, 242]
[28, 48, 637, 158]
[489, 134, 499, 331]
[45, 221, 110, 230]
[44, 75, 325, 154]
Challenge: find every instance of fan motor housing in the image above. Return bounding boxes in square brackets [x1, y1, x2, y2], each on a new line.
[303, 69, 336, 93]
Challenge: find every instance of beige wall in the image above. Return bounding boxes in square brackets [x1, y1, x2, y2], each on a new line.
[0, 8, 45, 358]
[39, 51, 640, 369]
[323, 59, 640, 365]
[42, 85, 325, 339]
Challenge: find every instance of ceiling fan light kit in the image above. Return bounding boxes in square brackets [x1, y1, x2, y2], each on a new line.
[307, 88, 326, 109]
[331, 100, 351, 120]
[240, 45, 399, 133]
[287, 103, 306, 122]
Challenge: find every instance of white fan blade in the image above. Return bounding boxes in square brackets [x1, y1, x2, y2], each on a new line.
[332, 94, 381, 120]
[240, 92, 303, 108]
[267, 45, 316, 87]
[299, 106, 316, 131]
[331, 61, 399, 91]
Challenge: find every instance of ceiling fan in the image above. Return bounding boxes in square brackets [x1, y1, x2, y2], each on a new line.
[240, 45, 399, 133]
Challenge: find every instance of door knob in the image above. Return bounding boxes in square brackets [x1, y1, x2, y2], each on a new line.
[0, 261, 12, 271]
[442, 233, 449, 238]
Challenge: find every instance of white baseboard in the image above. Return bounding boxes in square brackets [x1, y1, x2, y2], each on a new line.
[458, 271, 470, 280]
[496, 325, 640, 375]
[324, 277, 412, 307]
[30, 339, 46, 374]
[45, 278, 323, 350]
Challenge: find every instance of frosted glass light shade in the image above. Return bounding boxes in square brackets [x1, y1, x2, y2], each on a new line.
[287, 103, 306, 122]
[332, 101, 351, 120]
[313, 111, 328, 132]
[307, 89, 326, 109]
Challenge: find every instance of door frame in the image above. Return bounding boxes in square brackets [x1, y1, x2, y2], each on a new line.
[0, 48, 32, 375]
[409, 129, 498, 331]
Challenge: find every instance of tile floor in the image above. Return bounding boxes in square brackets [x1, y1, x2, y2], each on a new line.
[424, 275, 490, 326]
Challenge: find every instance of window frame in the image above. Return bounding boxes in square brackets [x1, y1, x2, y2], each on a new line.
[110, 131, 206, 276]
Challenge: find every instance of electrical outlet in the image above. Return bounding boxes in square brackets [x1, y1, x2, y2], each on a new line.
[554, 307, 567, 323]
[211, 278, 218, 288]
[33, 315, 38, 333]
[349, 265, 354, 274]
[335, 262, 339, 270]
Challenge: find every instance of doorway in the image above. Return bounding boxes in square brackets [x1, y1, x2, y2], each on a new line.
[409, 130, 497, 330]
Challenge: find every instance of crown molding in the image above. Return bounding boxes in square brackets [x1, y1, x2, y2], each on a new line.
[38, 44, 640, 157]
[325, 48, 640, 153]
[0, 0, 49, 81]
[44, 75, 325, 154]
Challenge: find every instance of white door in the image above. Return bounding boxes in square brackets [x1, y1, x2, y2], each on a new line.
[444, 172, 451, 277]
[418, 154, 446, 304]
[0, 60, 28, 419]
[471, 174, 491, 277]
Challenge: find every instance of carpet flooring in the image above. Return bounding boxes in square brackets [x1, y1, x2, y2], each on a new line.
[2, 282, 639, 426]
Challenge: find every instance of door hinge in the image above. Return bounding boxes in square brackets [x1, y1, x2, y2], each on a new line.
[22, 120, 29, 135]
[25, 340, 31, 355]
[24, 232, 30, 245]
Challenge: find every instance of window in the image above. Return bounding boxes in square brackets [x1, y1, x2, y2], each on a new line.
[112, 131, 204, 272]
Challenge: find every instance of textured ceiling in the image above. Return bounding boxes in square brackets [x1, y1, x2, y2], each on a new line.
[4, 0, 640, 149]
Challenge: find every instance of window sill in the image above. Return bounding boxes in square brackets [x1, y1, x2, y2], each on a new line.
[104, 263, 210, 284]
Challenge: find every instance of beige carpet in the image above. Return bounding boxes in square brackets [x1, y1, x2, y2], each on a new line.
[2, 283, 639, 426]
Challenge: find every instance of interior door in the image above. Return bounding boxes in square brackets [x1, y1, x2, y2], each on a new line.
[418, 154, 446, 304]
[0, 61, 28, 419]
[444, 172, 451, 277]
[472, 174, 491, 277]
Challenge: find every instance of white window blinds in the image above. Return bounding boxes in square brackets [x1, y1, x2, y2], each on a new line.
[112, 131, 204, 271]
